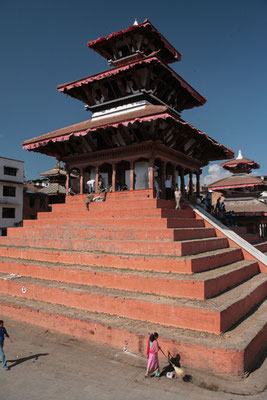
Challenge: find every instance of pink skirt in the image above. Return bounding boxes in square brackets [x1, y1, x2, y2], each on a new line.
[147, 352, 159, 375]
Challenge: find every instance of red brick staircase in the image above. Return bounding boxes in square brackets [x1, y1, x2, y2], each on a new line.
[0, 189, 266, 377]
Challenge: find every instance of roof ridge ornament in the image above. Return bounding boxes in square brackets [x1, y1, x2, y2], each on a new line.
[133, 18, 139, 26]
[236, 149, 243, 160]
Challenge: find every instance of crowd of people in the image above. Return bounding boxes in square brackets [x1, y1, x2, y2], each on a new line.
[198, 194, 237, 226]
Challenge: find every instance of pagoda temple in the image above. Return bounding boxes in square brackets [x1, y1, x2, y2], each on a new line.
[209, 150, 267, 239]
[0, 20, 265, 381]
[22, 19, 234, 197]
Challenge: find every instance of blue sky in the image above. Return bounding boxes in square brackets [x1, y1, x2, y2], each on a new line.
[0, 0, 266, 182]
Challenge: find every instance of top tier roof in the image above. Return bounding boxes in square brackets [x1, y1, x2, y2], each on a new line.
[87, 19, 181, 66]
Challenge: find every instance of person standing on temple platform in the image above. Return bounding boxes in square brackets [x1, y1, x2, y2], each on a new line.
[165, 175, 172, 200]
[154, 177, 161, 199]
[174, 185, 182, 210]
[215, 197, 222, 215]
[87, 179, 95, 193]
[230, 210, 237, 227]
[0, 320, 12, 371]
[98, 174, 104, 189]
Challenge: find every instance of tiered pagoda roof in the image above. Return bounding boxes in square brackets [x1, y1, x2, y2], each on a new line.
[22, 19, 234, 168]
[209, 150, 264, 192]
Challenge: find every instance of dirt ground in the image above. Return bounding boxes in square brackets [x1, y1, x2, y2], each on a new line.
[0, 317, 266, 400]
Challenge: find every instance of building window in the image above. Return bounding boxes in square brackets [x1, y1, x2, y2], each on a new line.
[3, 186, 16, 197]
[2, 208, 15, 218]
[4, 166, 17, 176]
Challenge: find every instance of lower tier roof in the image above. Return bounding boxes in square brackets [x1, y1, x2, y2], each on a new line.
[22, 105, 234, 164]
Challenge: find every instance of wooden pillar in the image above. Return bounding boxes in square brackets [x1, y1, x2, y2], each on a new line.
[130, 161, 134, 190]
[66, 170, 70, 195]
[95, 167, 99, 194]
[196, 172, 201, 198]
[149, 158, 154, 189]
[180, 168, 185, 195]
[112, 164, 116, 192]
[79, 168, 84, 194]
[189, 171, 193, 195]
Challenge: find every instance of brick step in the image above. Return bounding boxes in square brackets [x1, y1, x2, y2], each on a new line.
[37, 208, 194, 220]
[1, 294, 266, 376]
[255, 242, 267, 253]
[53, 198, 177, 211]
[0, 245, 243, 274]
[0, 273, 266, 334]
[0, 257, 259, 300]
[65, 189, 154, 203]
[22, 217, 205, 229]
[0, 236, 229, 257]
[7, 226, 216, 242]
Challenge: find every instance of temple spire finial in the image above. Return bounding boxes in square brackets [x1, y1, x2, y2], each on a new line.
[236, 149, 243, 160]
[133, 18, 138, 26]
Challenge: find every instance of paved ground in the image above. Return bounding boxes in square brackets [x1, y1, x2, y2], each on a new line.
[0, 317, 266, 400]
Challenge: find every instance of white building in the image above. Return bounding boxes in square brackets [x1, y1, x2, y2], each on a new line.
[0, 156, 24, 235]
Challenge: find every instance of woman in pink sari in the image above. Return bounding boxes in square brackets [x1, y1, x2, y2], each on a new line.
[145, 332, 160, 377]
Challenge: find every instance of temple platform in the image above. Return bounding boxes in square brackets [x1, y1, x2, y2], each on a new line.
[0, 189, 266, 378]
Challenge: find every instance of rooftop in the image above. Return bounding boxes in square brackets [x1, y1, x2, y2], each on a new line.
[87, 19, 181, 65]
[209, 174, 265, 190]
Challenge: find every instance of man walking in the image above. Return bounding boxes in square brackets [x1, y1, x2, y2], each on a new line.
[174, 185, 182, 210]
[0, 320, 12, 371]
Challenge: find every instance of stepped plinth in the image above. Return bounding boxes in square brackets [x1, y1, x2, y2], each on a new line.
[0, 190, 266, 378]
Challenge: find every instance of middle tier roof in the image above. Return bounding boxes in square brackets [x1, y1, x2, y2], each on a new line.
[57, 57, 206, 114]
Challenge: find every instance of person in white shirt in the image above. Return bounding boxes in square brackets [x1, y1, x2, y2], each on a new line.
[87, 179, 95, 193]
[174, 185, 182, 209]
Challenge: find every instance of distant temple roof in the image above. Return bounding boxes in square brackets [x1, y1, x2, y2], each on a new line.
[224, 198, 267, 216]
[209, 174, 264, 190]
[221, 150, 260, 173]
[209, 150, 265, 192]
[39, 183, 66, 195]
[40, 161, 66, 177]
